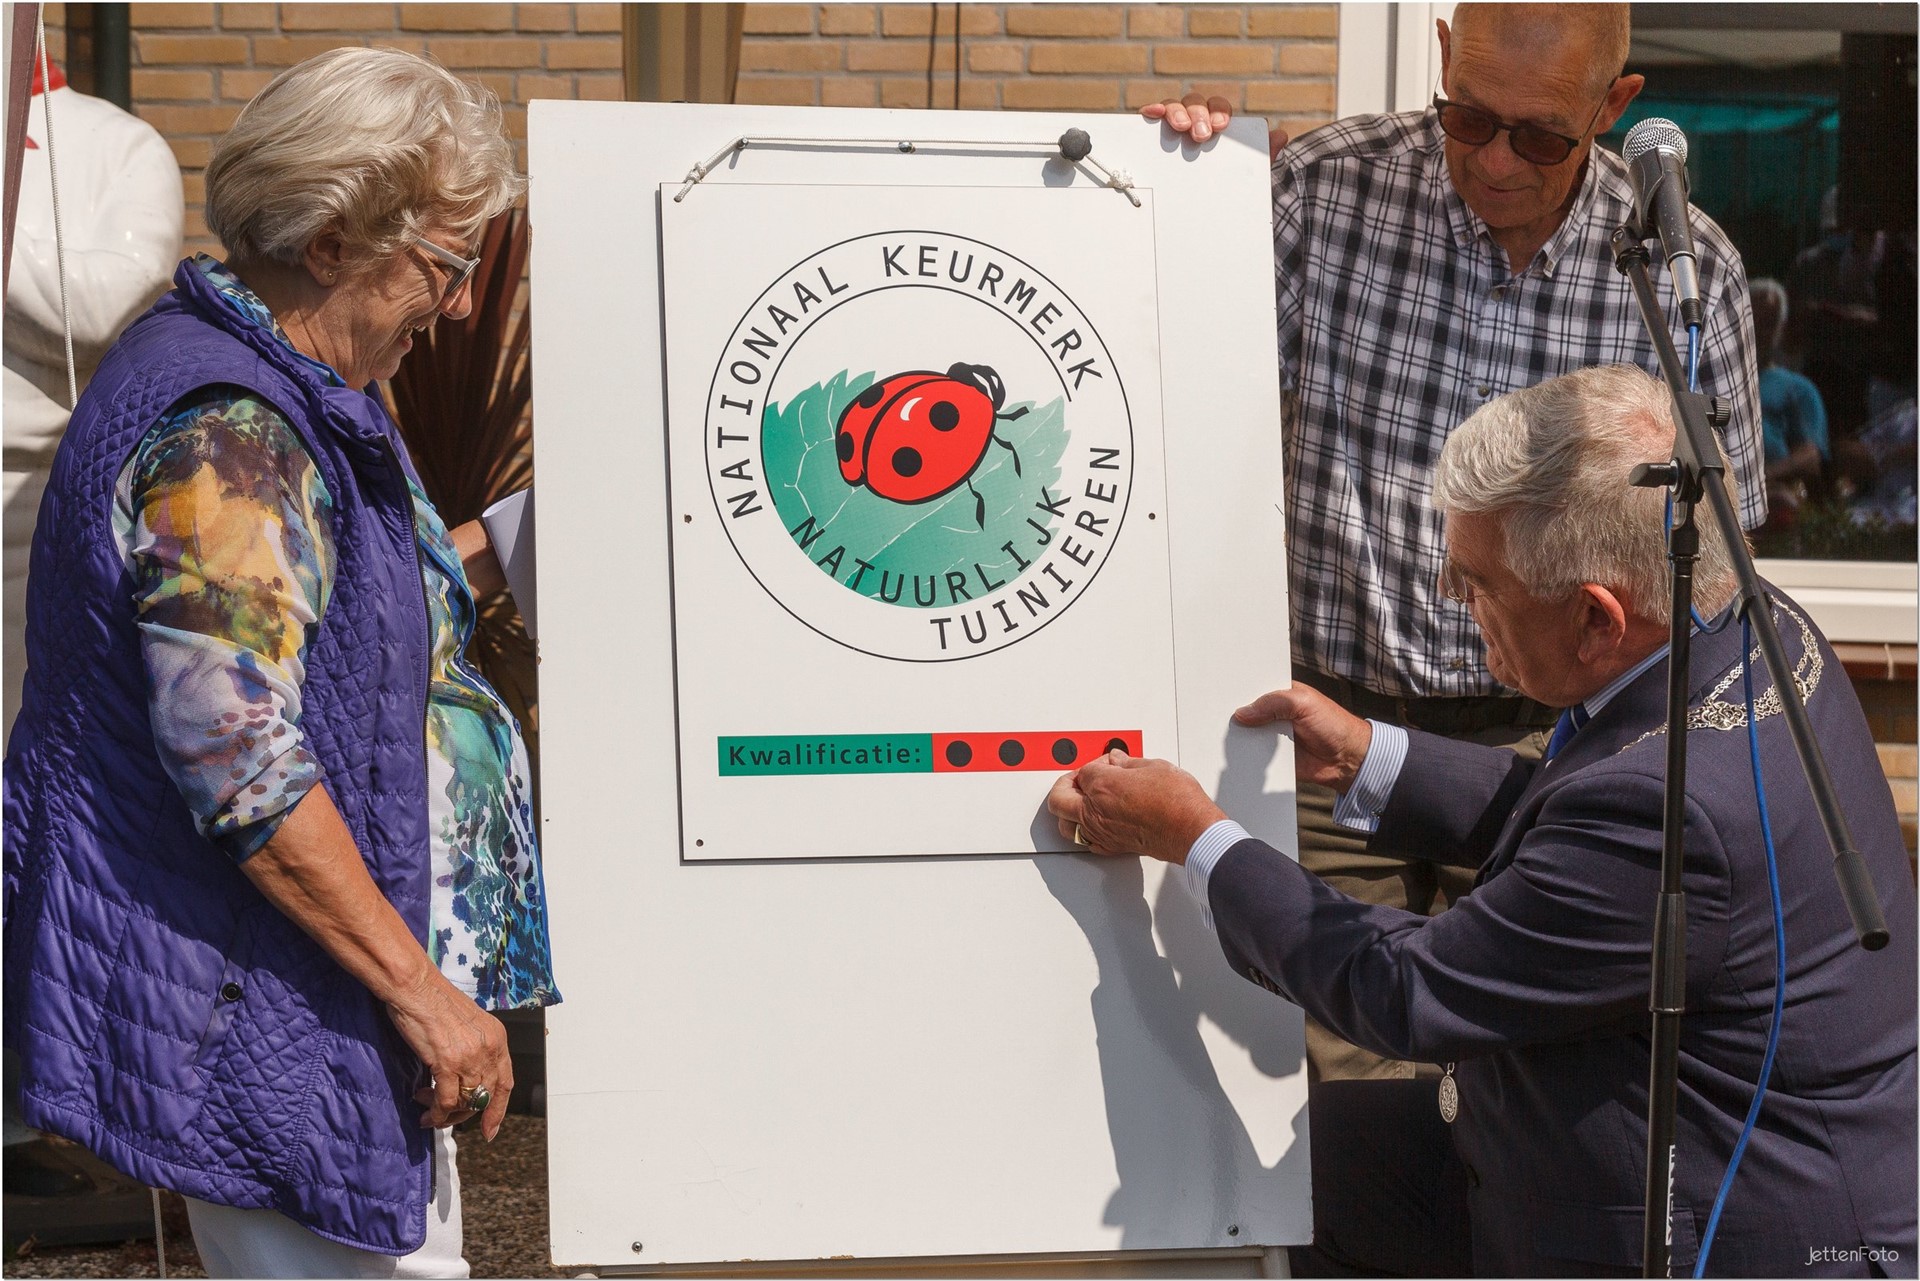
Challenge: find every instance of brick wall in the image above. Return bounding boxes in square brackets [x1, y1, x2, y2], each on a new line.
[1853, 675, 1920, 859]
[46, 2, 623, 257]
[736, 4, 1338, 137]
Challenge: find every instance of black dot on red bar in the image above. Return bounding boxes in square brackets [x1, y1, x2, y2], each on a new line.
[946, 740, 972, 767]
[998, 739, 1025, 766]
[1105, 737, 1128, 754]
[1052, 737, 1078, 765]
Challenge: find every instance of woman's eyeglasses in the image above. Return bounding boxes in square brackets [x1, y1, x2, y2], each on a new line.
[1431, 88, 1612, 167]
[413, 236, 481, 301]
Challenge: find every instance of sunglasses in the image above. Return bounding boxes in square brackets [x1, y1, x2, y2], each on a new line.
[413, 236, 481, 302]
[1432, 86, 1613, 167]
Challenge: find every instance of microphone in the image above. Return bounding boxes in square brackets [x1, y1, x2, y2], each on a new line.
[1623, 118, 1704, 329]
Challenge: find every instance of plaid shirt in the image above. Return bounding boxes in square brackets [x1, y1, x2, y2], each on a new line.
[1275, 109, 1765, 699]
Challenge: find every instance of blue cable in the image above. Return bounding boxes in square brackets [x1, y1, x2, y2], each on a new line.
[1693, 614, 1788, 1276]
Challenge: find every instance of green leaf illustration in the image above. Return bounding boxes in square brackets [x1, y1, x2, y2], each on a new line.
[763, 371, 1069, 608]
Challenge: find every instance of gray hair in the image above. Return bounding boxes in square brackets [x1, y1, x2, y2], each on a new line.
[1750, 277, 1789, 353]
[1451, 3, 1631, 98]
[207, 47, 523, 269]
[1433, 364, 1742, 623]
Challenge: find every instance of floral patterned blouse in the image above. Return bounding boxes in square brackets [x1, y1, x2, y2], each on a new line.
[111, 255, 556, 1010]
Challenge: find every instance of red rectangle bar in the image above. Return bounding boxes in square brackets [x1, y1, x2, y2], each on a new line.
[930, 730, 1144, 773]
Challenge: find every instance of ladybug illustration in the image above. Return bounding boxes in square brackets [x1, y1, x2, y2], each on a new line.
[835, 363, 1029, 527]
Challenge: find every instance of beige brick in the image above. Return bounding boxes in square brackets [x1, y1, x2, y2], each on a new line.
[217, 4, 279, 29]
[544, 38, 621, 69]
[131, 4, 216, 28]
[575, 74, 623, 100]
[136, 102, 245, 134]
[1126, 77, 1183, 107]
[181, 170, 206, 204]
[168, 136, 214, 167]
[847, 40, 955, 72]
[574, 3, 621, 32]
[1127, 4, 1182, 37]
[513, 4, 574, 31]
[1155, 42, 1272, 74]
[877, 76, 930, 108]
[880, 3, 998, 36]
[132, 68, 214, 99]
[220, 67, 277, 99]
[1279, 42, 1338, 76]
[1268, 114, 1333, 140]
[1001, 77, 1123, 110]
[254, 33, 373, 64]
[1187, 6, 1243, 37]
[512, 71, 567, 99]
[138, 32, 251, 63]
[467, 69, 516, 96]
[820, 76, 879, 106]
[184, 207, 212, 240]
[1176, 79, 1243, 107]
[401, 3, 515, 30]
[367, 34, 430, 52]
[502, 103, 529, 138]
[956, 78, 998, 108]
[1244, 79, 1334, 113]
[1879, 742, 1918, 778]
[736, 73, 818, 104]
[423, 35, 541, 65]
[741, 41, 843, 72]
[742, 3, 813, 34]
[1248, 6, 1338, 39]
[818, 5, 876, 36]
[968, 42, 1023, 74]
[1029, 42, 1148, 74]
[279, 3, 395, 30]
[1004, 5, 1123, 38]
[1891, 777, 1917, 816]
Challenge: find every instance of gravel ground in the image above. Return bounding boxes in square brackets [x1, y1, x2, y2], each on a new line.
[4, 1117, 565, 1280]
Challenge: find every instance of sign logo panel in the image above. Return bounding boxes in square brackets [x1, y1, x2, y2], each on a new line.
[701, 231, 1134, 662]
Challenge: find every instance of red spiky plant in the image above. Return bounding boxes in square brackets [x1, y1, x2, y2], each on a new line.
[385, 206, 538, 763]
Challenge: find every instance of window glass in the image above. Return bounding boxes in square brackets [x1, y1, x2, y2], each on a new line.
[1605, 14, 1917, 561]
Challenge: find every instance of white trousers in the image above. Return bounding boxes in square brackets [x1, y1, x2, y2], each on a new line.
[185, 1127, 467, 1279]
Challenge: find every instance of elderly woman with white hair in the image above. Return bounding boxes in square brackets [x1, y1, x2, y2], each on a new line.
[3, 48, 553, 1277]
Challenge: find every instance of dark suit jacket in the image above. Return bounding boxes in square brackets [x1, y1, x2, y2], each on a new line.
[1211, 591, 1917, 1277]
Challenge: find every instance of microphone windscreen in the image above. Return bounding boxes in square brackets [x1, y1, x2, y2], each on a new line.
[1624, 117, 1688, 164]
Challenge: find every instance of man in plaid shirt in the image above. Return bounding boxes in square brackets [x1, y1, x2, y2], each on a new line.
[1153, 2, 1766, 1085]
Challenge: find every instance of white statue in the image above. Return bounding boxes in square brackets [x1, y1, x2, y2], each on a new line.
[4, 59, 183, 731]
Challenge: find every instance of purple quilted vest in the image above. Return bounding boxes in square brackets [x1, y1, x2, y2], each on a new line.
[3, 259, 439, 1254]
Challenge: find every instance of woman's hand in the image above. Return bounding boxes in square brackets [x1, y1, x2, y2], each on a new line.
[241, 787, 515, 1140]
[388, 969, 514, 1139]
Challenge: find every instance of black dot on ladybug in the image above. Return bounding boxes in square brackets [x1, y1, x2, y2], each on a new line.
[1105, 737, 1129, 754]
[837, 431, 856, 462]
[1051, 738, 1078, 765]
[857, 384, 886, 408]
[892, 447, 923, 477]
[929, 400, 960, 431]
[999, 739, 1025, 766]
[945, 740, 972, 767]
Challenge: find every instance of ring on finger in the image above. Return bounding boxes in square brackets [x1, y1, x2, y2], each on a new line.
[458, 1084, 492, 1114]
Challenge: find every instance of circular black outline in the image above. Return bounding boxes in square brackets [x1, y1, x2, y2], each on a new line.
[701, 229, 1136, 665]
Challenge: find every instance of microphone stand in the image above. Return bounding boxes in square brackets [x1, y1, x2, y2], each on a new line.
[1609, 222, 1891, 1279]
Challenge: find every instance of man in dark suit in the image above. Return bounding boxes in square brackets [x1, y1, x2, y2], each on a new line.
[1047, 364, 1917, 1277]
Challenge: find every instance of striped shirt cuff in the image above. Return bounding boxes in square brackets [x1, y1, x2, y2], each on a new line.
[1330, 720, 1408, 834]
[1183, 818, 1254, 932]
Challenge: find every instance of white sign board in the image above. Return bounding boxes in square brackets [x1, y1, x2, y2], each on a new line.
[530, 102, 1308, 1272]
